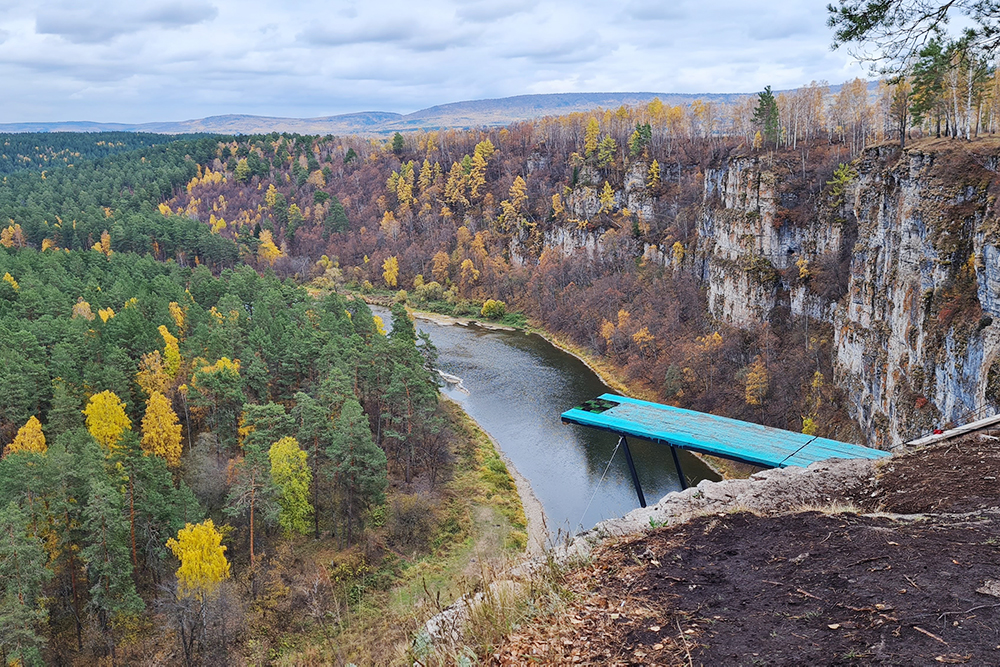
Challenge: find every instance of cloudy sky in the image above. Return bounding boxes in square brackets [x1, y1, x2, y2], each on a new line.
[0, 0, 868, 123]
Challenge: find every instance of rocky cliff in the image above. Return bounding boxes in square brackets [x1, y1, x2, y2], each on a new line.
[539, 140, 1000, 448]
[698, 141, 1000, 448]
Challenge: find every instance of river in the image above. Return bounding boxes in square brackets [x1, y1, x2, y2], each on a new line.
[372, 306, 719, 538]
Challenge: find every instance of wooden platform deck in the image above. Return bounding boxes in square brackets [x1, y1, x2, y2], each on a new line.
[561, 394, 890, 469]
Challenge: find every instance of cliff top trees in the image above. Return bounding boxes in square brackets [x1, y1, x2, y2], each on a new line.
[828, 0, 1000, 71]
[752, 86, 780, 149]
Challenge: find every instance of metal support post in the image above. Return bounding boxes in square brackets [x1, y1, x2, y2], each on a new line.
[670, 445, 687, 490]
[619, 435, 646, 508]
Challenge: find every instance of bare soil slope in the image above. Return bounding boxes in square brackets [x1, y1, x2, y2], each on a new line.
[494, 438, 1000, 665]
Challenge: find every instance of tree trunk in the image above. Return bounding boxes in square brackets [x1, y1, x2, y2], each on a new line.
[249, 487, 255, 566]
[129, 475, 138, 569]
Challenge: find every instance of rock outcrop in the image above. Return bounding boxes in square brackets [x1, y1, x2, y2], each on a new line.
[535, 141, 1000, 448]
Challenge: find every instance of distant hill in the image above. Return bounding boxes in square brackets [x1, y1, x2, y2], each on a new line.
[0, 92, 752, 137]
[0, 85, 878, 136]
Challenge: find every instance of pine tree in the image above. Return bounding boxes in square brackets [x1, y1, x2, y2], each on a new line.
[224, 443, 276, 565]
[752, 86, 780, 148]
[82, 479, 144, 656]
[292, 392, 334, 538]
[327, 398, 387, 545]
[0, 501, 52, 667]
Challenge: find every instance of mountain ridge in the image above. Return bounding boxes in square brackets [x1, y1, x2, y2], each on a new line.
[0, 91, 751, 136]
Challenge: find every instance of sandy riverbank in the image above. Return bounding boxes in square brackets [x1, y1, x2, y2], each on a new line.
[441, 395, 550, 555]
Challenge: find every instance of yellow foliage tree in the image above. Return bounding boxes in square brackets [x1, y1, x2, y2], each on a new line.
[584, 117, 600, 157]
[268, 437, 313, 535]
[141, 391, 183, 467]
[744, 357, 770, 406]
[417, 159, 434, 191]
[83, 390, 132, 454]
[137, 350, 171, 397]
[671, 241, 685, 267]
[796, 257, 811, 280]
[0, 223, 25, 248]
[600, 319, 616, 347]
[71, 297, 95, 321]
[382, 256, 399, 288]
[257, 229, 282, 266]
[380, 211, 400, 240]
[98, 307, 115, 323]
[264, 184, 279, 209]
[168, 301, 185, 333]
[2, 272, 18, 291]
[443, 161, 469, 208]
[469, 140, 495, 199]
[166, 520, 231, 600]
[647, 159, 661, 188]
[459, 258, 479, 294]
[92, 230, 112, 257]
[632, 326, 655, 354]
[159, 325, 181, 378]
[7, 416, 46, 456]
[551, 192, 565, 218]
[599, 182, 615, 214]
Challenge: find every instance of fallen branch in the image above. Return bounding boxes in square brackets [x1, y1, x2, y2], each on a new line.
[938, 602, 1000, 620]
[913, 625, 948, 645]
[675, 616, 694, 667]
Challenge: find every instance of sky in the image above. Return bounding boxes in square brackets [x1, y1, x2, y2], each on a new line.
[0, 0, 870, 124]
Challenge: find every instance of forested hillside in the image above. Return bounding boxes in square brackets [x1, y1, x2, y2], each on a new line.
[3, 68, 998, 662]
[0, 133, 196, 175]
[0, 239, 494, 661]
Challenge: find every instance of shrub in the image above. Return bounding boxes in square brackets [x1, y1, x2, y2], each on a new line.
[481, 299, 507, 320]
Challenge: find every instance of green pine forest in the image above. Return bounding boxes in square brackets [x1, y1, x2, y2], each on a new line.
[0, 130, 540, 664]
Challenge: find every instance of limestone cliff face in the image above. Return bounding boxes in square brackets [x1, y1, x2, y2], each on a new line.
[696, 154, 846, 326]
[697, 144, 1000, 448]
[834, 145, 1000, 448]
[531, 143, 1000, 447]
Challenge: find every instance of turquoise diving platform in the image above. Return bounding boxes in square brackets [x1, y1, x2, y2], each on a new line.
[561, 394, 890, 508]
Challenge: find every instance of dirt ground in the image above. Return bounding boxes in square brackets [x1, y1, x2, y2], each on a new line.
[492, 437, 1000, 666]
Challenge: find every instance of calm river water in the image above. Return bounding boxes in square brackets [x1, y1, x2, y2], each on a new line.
[372, 306, 719, 536]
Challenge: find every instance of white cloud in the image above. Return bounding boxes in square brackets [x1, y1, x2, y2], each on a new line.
[0, 0, 867, 124]
[35, 1, 218, 43]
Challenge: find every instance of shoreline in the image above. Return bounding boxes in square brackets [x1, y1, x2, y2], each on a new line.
[524, 322, 734, 481]
[441, 394, 550, 556]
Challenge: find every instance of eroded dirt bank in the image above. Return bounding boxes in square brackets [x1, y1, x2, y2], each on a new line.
[493, 437, 1000, 665]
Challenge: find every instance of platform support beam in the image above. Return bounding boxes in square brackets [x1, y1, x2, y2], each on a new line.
[670, 445, 687, 490]
[619, 435, 646, 508]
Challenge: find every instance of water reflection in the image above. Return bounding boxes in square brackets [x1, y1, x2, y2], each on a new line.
[372, 308, 718, 535]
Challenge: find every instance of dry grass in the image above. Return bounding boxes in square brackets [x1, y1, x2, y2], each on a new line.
[268, 399, 534, 666]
